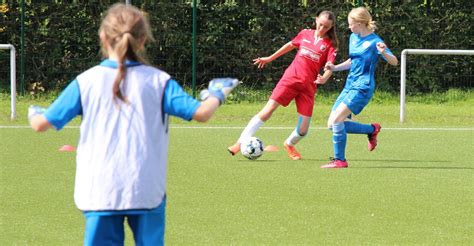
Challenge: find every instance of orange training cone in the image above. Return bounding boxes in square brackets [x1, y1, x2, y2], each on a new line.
[59, 145, 76, 152]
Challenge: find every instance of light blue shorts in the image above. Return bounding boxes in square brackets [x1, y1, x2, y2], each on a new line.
[83, 197, 166, 246]
[331, 88, 373, 115]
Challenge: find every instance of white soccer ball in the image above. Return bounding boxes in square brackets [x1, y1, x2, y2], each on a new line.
[240, 137, 264, 160]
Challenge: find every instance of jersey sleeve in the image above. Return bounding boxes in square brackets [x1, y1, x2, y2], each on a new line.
[376, 37, 394, 60]
[326, 42, 337, 64]
[163, 79, 201, 121]
[290, 30, 305, 48]
[44, 79, 82, 130]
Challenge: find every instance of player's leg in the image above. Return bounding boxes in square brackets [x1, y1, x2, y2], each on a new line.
[322, 91, 352, 168]
[227, 99, 280, 155]
[83, 213, 125, 246]
[228, 83, 296, 156]
[283, 92, 313, 160]
[284, 115, 310, 160]
[127, 199, 166, 246]
[344, 121, 375, 134]
[336, 90, 381, 151]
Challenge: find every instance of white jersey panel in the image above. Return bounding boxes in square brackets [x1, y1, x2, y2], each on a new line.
[75, 64, 171, 211]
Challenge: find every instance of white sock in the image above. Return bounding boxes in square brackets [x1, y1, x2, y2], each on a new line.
[238, 116, 264, 143]
[285, 129, 304, 146]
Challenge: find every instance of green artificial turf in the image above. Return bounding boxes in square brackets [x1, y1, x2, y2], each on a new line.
[0, 94, 473, 244]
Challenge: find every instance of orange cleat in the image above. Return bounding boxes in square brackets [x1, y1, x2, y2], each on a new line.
[284, 143, 302, 160]
[227, 143, 241, 156]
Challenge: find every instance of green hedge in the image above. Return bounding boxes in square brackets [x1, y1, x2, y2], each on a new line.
[0, 1, 472, 96]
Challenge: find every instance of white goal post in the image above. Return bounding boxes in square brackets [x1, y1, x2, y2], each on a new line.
[0, 44, 16, 120]
[400, 49, 474, 123]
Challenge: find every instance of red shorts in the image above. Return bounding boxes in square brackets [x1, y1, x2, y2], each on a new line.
[270, 82, 315, 117]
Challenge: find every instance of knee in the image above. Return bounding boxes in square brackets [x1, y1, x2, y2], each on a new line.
[257, 109, 275, 122]
[332, 122, 345, 133]
[327, 120, 334, 130]
[258, 112, 271, 121]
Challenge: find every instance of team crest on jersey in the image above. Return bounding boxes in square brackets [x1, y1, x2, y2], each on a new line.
[362, 41, 371, 49]
[320, 44, 327, 51]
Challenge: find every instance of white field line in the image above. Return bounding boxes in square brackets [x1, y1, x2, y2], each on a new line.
[1, 125, 473, 131]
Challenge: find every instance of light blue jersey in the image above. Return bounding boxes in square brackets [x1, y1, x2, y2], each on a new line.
[345, 33, 393, 92]
[332, 32, 393, 115]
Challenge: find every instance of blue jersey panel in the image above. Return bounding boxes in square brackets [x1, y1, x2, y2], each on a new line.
[44, 79, 82, 130]
[346, 33, 392, 91]
[163, 79, 200, 121]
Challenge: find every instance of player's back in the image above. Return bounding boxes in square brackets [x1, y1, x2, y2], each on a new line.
[74, 60, 171, 211]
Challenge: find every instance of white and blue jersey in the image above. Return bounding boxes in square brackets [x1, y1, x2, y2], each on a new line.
[44, 59, 200, 212]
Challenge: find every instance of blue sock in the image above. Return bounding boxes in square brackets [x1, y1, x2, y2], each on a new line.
[344, 121, 374, 134]
[332, 122, 346, 161]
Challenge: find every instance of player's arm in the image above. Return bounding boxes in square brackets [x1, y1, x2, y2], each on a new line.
[325, 58, 351, 72]
[315, 69, 333, 85]
[29, 80, 82, 132]
[316, 45, 337, 84]
[29, 110, 52, 132]
[163, 78, 239, 123]
[193, 97, 220, 122]
[253, 42, 296, 69]
[376, 42, 398, 66]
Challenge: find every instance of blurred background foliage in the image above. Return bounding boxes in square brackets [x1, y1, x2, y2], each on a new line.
[0, 0, 472, 98]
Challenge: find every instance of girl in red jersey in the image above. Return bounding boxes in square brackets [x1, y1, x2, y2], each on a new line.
[228, 10, 339, 160]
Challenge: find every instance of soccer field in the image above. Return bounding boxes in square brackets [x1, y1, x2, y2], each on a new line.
[1, 100, 473, 244]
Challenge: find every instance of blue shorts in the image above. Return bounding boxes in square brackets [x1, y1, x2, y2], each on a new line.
[83, 197, 166, 246]
[332, 88, 373, 115]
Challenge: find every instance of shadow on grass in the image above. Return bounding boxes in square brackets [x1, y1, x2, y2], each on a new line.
[237, 158, 474, 170]
[349, 159, 473, 170]
[353, 166, 474, 170]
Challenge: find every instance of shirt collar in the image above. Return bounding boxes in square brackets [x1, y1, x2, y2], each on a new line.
[100, 59, 142, 68]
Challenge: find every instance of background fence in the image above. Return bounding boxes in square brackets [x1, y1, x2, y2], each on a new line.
[0, 0, 472, 100]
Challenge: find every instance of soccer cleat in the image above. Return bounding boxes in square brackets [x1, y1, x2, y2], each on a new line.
[320, 158, 348, 168]
[368, 123, 382, 151]
[284, 143, 302, 160]
[227, 143, 241, 156]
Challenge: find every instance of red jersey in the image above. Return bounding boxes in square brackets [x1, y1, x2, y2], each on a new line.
[279, 29, 337, 94]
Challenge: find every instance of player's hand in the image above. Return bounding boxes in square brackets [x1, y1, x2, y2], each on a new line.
[324, 62, 335, 71]
[200, 78, 240, 104]
[376, 42, 387, 54]
[314, 74, 327, 85]
[253, 57, 271, 69]
[28, 105, 46, 122]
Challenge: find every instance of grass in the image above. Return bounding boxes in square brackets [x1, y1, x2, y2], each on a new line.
[0, 92, 473, 244]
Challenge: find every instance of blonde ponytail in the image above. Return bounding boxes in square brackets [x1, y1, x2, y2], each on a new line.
[99, 3, 154, 104]
[349, 7, 377, 31]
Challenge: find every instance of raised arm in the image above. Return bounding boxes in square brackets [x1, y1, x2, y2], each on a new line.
[376, 42, 398, 66]
[253, 42, 297, 69]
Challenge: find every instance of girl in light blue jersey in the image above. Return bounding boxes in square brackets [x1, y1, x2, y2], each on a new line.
[28, 3, 238, 245]
[321, 7, 398, 168]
